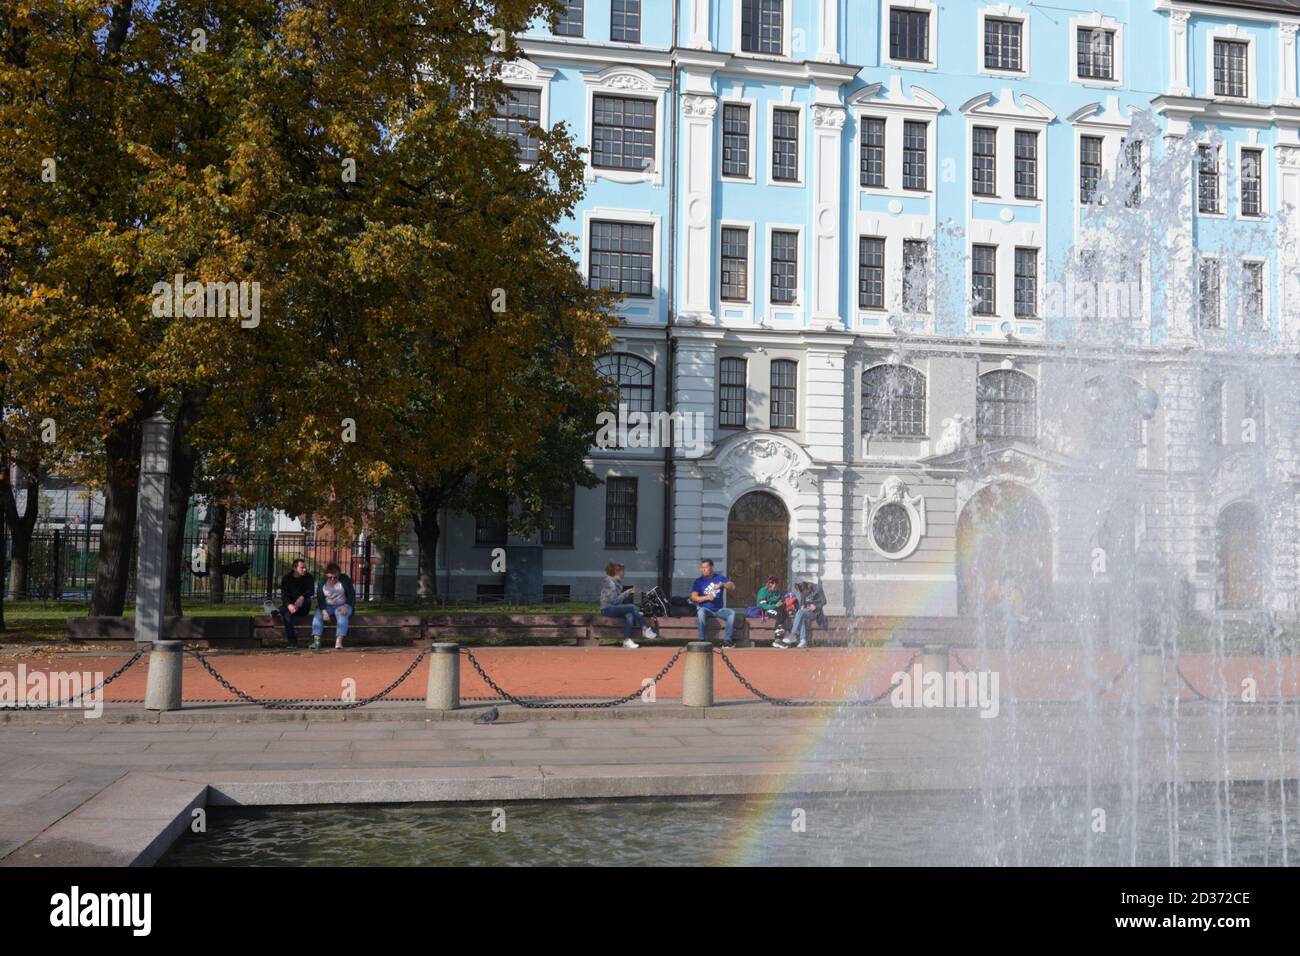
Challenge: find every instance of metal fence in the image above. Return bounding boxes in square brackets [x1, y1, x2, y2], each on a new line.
[9, 530, 383, 604]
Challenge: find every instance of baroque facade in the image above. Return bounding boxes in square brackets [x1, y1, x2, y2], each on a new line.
[431, 0, 1300, 620]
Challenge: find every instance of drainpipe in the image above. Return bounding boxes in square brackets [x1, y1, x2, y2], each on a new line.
[661, 5, 680, 594]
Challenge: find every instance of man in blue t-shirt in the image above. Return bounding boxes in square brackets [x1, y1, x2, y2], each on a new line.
[690, 559, 737, 644]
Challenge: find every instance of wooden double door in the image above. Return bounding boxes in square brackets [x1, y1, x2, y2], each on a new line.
[726, 492, 790, 608]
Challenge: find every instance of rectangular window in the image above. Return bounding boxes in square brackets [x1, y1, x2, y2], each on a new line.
[972, 127, 997, 196]
[719, 357, 747, 428]
[592, 94, 655, 172]
[902, 239, 930, 313]
[772, 107, 799, 181]
[721, 103, 751, 178]
[858, 237, 886, 310]
[720, 227, 749, 301]
[984, 18, 1023, 71]
[741, 0, 783, 55]
[589, 221, 654, 298]
[1077, 28, 1114, 80]
[1242, 261, 1265, 330]
[890, 8, 930, 62]
[555, 0, 583, 37]
[542, 486, 575, 547]
[1214, 39, 1248, 98]
[604, 477, 637, 548]
[903, 120, 927, 190]
[1198, 144, 1221, 214]
[475, 495, 509, 546]
[972, 244, 996, 315]
[542, 584, 571, 604]
[1080, 135, 1102, 204]
[860, 117, 886, 187]
[770, 230, 798, 304]
[770, 360, 797, 429]
[1014, 130, 1038, 200]
[1241, 148, 1263, 216]
[1014, 247, 1038, 318]
[492, 87, 542, 165]
[1199, 257, 1222, 331]
[610, 0, 641, 43]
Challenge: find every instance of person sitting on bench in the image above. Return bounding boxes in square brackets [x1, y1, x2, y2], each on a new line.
[599, 562, 657, 649]
[312, 562, 355, 650]
[275, 558, 314, 650]
[691, 559, 736, 645]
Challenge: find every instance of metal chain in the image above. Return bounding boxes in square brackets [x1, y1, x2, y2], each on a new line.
[717, 647, 919, 707]
[461, 646, 683, 708]
[0, 650, 146, 710]
[187, 646, 430, 710]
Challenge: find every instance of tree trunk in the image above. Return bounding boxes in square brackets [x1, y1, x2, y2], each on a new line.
[3, 466, 39, 600]
[382, 546, 398, 601]
[163, 397, 202, 617]
[411, 491, 443, 604]
[207, 503, 227, 604]
[0, 485, 6, 632]
[91, 418, 142, 616]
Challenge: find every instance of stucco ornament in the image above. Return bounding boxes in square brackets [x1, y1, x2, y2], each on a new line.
[935, 415, 976, 455]
[864, 477, 927, 559]
[717, 436, 812, 488]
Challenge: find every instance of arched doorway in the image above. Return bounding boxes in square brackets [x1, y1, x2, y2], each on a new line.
[956, 483, 1052, 615]
[727, 492, 790, 607]
[1217, 501, 1263, 609]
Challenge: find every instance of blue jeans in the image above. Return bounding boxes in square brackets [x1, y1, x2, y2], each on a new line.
[697, 606, 735, 642]
[601, 603, 645, 639]
[791, 608, 813, 642]
[312, 606, 350, 639]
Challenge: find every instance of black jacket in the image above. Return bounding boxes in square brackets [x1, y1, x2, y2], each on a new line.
[281, 571, 314, 610]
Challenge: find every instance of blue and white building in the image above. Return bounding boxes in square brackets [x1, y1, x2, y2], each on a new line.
[431, 0, 1300, 621]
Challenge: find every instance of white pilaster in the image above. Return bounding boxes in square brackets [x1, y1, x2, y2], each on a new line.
[690, 0, 711, 50]
[1169, 11, 1191, 96]
[817, 0, 840, 63]
[1281, 24, 1299, 105]
[1164, 133, 1197, 347]
[810, 104, 846, 326]
[1277, 146, 1300, 348]
[679, 92, 718, 322]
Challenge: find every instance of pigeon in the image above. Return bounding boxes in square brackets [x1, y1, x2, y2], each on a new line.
[473, 706, 500, 725]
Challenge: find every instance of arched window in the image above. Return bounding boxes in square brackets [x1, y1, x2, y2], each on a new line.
[862, 364, 927, 437]
[976, 370, 1036, 441]
[595, 353, 654, 413]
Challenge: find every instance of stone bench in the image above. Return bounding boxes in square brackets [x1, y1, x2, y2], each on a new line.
[425, 614, 590, 645]
[587, 612, 754, 647]
[67, 616, 253, 647]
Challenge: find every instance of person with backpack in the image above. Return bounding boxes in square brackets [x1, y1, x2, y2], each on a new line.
[755, 575, 790, 640]
[774, 580, 826, 649]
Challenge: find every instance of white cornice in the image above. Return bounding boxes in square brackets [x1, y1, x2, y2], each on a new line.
[848, 76, 946, 114]
[960, 88, 1056, 123]
[1156, 0, 1300, 28]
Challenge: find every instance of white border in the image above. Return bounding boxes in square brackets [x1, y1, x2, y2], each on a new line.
[977, 4, 1030, 78]
[581, 207, 663, 315]
[1069, 12, 1123, 88]
[582, 65, 670, 187]
[881, 0, 937, 71]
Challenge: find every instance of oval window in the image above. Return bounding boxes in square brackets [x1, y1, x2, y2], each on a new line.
[872, 503, 912, 556]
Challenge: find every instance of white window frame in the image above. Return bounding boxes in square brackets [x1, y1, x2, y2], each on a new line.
[717, 219, 756, 324]
[766, 99, 805, 188]
[1197, 140, 1226, 219]
[977, 4, 1030, 78]
[718, 94, 758, 184]
[495, 58, 556, 167]
[1197, 254, 1224, 333]
[1235, 140, 1269, 219]
[581, 207, 662, 314]
[764, 223, 805, 320]
[1237, 256, 1269, 333]
[1206, 25, 1257, 103]
[582, 66, 670, 187]
[733, 0, 794, 59]
[849, 81, 944, 197]
[882, 0, 938, 71]
[1069, 12, 1122, 88]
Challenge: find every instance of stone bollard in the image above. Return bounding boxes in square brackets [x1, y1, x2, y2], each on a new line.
[425, 643, 460, 710]
[144, 640, 184, 712]
[922, 645, 950, 707]
[682, 641, 714, 708]
[1138, 653, 1164, 709]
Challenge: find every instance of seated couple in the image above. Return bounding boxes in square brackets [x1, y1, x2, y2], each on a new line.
[755, 576, 826, 649]
[272, 559, 357, 650]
